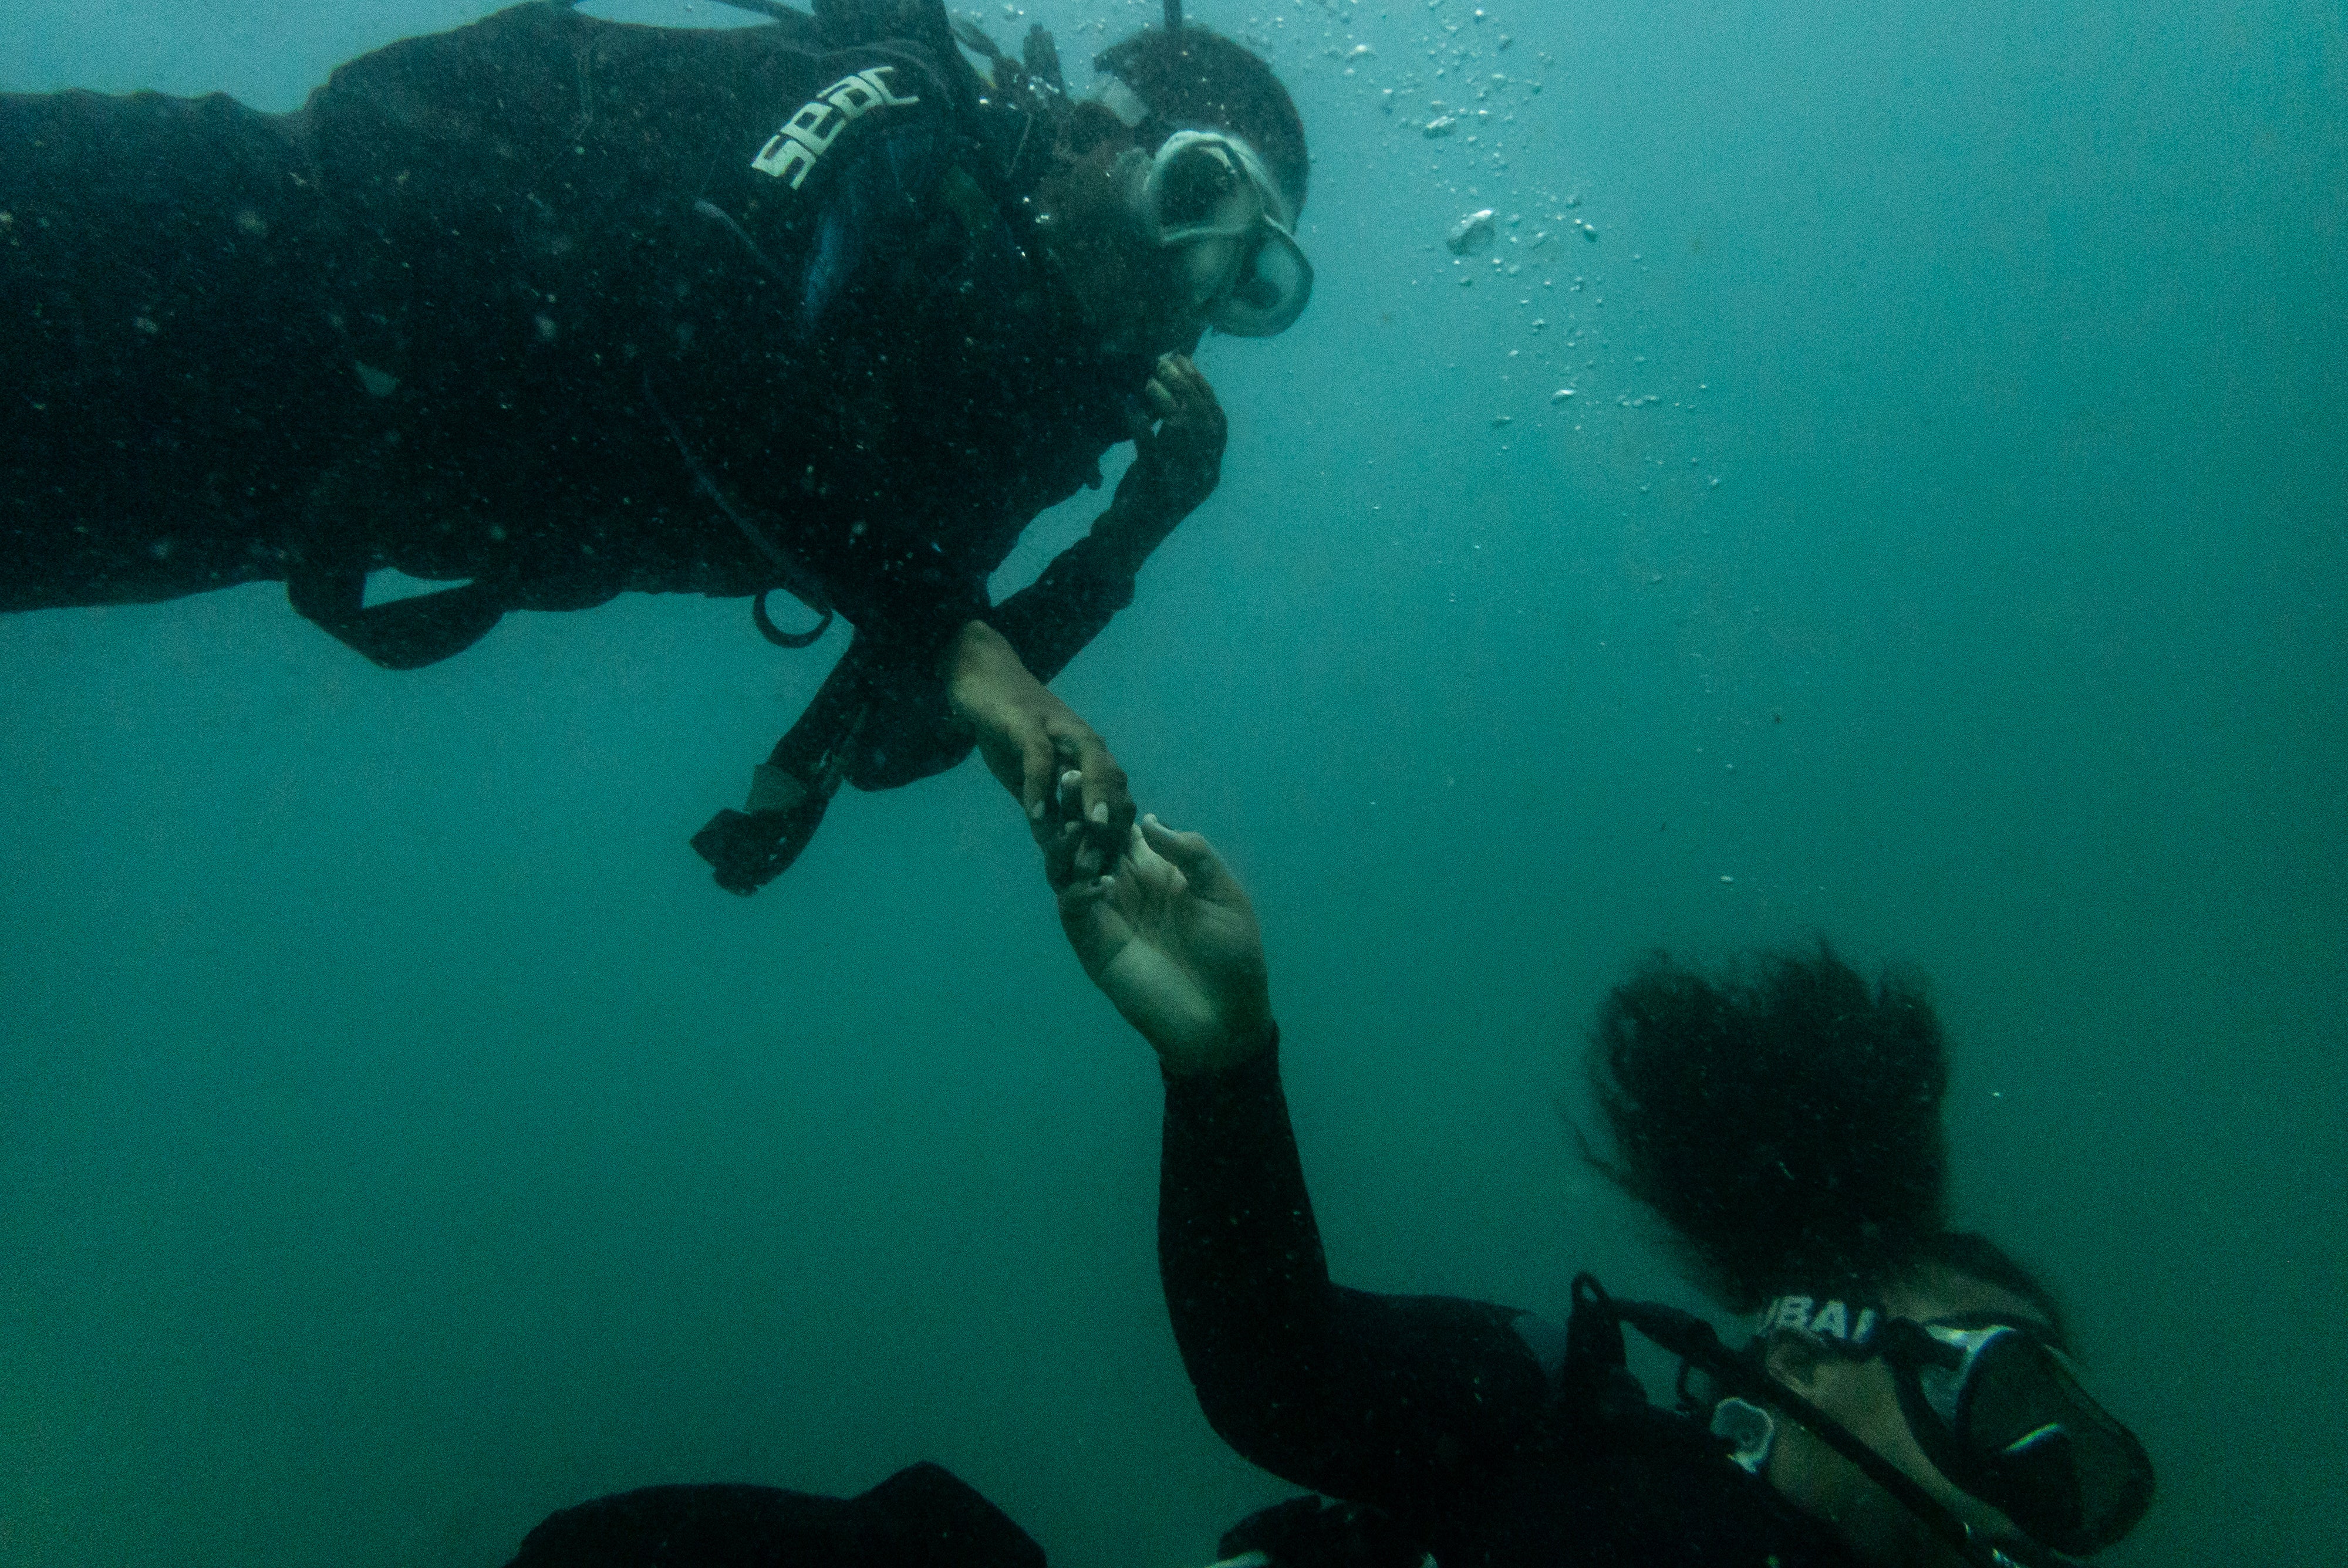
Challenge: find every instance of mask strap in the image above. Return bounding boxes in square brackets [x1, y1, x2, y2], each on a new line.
[1600, 1289, 2073, 1568]
[1094, 75, 1153, 129]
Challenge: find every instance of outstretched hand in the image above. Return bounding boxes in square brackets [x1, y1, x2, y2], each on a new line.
[1052, 811, 1274, 1077]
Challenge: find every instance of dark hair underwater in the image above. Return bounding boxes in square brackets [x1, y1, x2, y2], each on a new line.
[1580, 945, 2063, 1341]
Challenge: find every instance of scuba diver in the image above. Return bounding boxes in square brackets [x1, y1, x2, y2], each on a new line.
[0, 0, 1312, 891]
[487, 809, 2157, 1568]
[1048, 807, 2158, 1568]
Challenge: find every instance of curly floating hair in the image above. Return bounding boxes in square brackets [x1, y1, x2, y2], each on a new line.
[1582, 944, 1962, 1313]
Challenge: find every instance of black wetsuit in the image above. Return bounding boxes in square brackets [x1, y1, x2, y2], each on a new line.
[1160, 1046, 1870, 1568]
[2, 0, 1156, 841]
[497, 1047, 1877, 1568]
[502, 1461, 1043, 1568]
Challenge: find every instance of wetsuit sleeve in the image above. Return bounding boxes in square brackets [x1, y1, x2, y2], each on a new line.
[982, 524, 1139, 684]
[821, 505, 1131, 795]
[1160, 1046, 1561, 1513]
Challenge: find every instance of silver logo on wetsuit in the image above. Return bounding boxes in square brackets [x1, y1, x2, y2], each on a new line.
[751, 67, 922, 189]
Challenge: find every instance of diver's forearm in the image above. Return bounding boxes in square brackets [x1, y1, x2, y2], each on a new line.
[1088, 492, 1180, 581]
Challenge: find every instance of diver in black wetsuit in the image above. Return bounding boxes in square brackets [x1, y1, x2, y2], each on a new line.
[0, 0, 1310, 890]
[1048, 809, 2157, 1568]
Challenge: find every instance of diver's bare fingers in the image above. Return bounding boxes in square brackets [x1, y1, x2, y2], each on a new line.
[1056, 874, 1122, 940]
[1055, 766, 1085, 822]
[1139, 816, 1241, 901]
[1044, 823, 1081, 887]
[1019, 731, 1057, 823]
[1145, 376, 1179, 419]
[1168, 355, 1216, 408]
[1047, 807, 1109, 883]
[1071, 735, 1134, 839]
[1160, 364, 1206, 414]
[1172, 357, 1212, 405]
[1123, 822, 1186, 899]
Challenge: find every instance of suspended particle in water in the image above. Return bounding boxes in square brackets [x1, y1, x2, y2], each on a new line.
[1447, 207, 1497, 252]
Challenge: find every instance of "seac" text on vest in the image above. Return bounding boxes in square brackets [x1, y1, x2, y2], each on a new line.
[751, 67, 923, 190]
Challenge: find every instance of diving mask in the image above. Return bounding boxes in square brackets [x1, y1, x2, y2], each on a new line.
[1764, 1297, 2155, 1555]
[1125, 129, 1313, 336]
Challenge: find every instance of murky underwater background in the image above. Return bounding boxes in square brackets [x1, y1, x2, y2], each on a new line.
[3, 0, 2343, 1564]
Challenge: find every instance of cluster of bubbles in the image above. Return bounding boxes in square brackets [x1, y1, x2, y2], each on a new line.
[1302, 1, 1706, 468]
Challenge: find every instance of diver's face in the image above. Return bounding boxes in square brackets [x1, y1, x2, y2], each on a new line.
[1765, 1270, 2047, 1567]
[1031, 136, 1207, 356]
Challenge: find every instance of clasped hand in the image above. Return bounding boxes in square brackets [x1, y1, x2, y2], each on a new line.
[1047, 778, 1274, 1078]
[945, 620, 1132, 851]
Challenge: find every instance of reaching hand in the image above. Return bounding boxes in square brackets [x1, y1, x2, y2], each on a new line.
[1054, 814, 1274, 1077]
[944, 620, 1132, 851]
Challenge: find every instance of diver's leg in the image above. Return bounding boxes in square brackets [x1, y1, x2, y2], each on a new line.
[0, 88, 353, 612]
[504, 1464, 1044, 1568]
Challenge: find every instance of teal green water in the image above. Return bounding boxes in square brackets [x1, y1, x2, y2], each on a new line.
[3, 1, 2342, 1564]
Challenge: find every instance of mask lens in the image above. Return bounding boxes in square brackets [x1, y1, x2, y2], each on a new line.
[1178, 234, 1244, 307]
[1137, 133, 1313, 336]
[1207, 228, 1313, 336]
[1155, 143, 1250, 233]
[1923, 1327, 2156, 1555]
